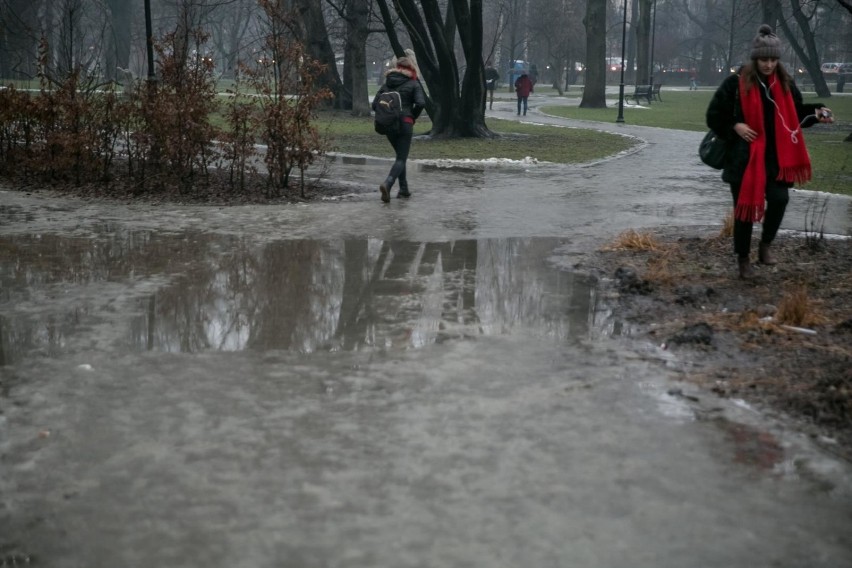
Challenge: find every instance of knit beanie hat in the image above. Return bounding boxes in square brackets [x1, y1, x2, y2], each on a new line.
[750, 24, 782, 60]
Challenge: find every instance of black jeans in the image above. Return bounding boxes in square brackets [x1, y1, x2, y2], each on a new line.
[517, 96, 528, 115]
[385, 121, 413, 190]
[729, 179, 790, 258]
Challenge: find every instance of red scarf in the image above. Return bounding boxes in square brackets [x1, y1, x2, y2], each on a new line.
[737, 74, 812, 222]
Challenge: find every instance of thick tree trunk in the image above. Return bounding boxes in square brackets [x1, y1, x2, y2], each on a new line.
[580, 0, 607, 108]
[292, 0, 344, 108]
[343, 0, 370, 115]
[635, 0, 651, 85]
[379, 0, 494, 138]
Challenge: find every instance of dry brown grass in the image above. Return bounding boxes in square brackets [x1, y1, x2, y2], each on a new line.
[645, 248, 678, 284]
[602, 229, 664, 252]
[775, 282, 827, 327]
[717, 209, 734, 239]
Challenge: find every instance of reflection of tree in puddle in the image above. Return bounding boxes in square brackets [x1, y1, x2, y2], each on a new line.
[0, 232, 605, 359]
[0, 230, 212, 363]
[135, 238, 598, 353]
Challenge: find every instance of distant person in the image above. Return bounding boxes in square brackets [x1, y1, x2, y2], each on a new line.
[514, 71, 533, 116]
[706, 24, 833, 279]
[529, 64, 539, 87]
[372, 56, 426, 203]
[689, 68, 698, 90]
[485, 61, 500, 109]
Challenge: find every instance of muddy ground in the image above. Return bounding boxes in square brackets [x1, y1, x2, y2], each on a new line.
[578, 226, 852, 462]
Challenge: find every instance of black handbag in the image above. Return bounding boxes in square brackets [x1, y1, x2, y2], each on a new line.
[701, 81, 739, 170]
[699, 130, 727, 169]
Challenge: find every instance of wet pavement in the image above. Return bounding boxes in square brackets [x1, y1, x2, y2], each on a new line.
[1, 98, 851, 567]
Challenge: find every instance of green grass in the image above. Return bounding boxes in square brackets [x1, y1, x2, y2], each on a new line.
[541, 90, 852, 196]
[316, 111, 635, 164]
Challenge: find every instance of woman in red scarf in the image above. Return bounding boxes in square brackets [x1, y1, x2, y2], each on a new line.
[706, 25, 834, 278]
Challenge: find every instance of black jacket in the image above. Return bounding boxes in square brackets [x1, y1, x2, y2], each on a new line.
[706, 72, 822, 185]
[373, 70, 426, 122]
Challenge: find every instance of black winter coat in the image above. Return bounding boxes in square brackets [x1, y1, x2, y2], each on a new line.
[706, 73, 821, 185]
[372, 70, 425, 122]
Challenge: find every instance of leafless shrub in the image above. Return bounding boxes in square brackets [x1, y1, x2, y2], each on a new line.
[803, 194, 829, 252]
[0, 38, 123, 186]
[241, 0, 333, 199]
[132, 27, 220, 193]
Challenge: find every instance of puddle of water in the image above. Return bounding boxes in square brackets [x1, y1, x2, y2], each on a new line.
[0, 232, 609, 362]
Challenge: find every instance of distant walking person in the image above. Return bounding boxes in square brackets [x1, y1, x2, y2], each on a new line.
[706, 25, 833, 279]
[689, 68, 698, 90]
[514, 71, 533, 116]
[372, 56, 426, 203]
[485, 61, 500, 110]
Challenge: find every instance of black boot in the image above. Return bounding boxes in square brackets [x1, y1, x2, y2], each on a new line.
[738, 256, 754, 279]
[379, 177, 392, 203]
[396, 179, 411, 198]
[758, 242, 776, 265]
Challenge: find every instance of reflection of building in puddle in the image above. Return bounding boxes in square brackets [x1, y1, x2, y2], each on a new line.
[0, 233, 621, 360]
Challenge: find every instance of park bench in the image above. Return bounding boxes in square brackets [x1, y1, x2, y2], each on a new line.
[625, 84, 653, 105]
[652, 83, 663, 101]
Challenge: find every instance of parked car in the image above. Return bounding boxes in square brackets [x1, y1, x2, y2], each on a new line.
[838, 63, 852, 74]
[820, 62, 843, 74]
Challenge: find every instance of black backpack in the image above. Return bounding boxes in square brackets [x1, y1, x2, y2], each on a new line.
[373, 88, 402, 135]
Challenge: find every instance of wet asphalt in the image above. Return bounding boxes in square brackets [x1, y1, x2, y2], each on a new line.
[1, 93, 851, 567]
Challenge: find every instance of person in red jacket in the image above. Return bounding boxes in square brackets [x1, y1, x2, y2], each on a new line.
[514, 71, 533, 116]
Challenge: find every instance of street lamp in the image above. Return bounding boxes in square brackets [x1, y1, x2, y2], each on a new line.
[616, 0, 628, 123]
[144, 0, 155, 83]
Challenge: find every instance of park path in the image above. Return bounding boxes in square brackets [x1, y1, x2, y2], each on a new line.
[1, 96, 851, 568]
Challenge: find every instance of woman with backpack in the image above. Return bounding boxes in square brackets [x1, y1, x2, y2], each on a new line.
[372, 56, 426, 203]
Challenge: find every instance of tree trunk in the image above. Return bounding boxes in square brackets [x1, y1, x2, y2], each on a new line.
[636, 0, 651, 85]
[292, 0, 344, 108]
[343, 0, 370, 115]
[580, 0, 607, 108]
[105, 0, 132, 81]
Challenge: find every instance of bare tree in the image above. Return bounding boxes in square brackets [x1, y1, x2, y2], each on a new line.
[105, 0, 133, 80]
[0, 0, 44, 78]
[325, 0, 372, 115]
[770, 0, 832, 97]
[207, 0, 257, 78]
[528, 0, 584, 94]
[376, 0, 493, 138]
[292, 0, 344, 108]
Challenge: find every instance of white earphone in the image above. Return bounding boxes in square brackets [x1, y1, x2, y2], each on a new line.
[758, 77, 803, 144]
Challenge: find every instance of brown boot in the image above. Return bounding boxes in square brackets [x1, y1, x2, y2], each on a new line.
[758, 242, 776, 265]
[379, 183, 390, 203]
[738, 256, 754, 279]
